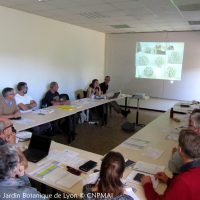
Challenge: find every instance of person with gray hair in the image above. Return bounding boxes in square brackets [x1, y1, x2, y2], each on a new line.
[141, 129, 200, 200]
[0, 144, 49, 200]
[168, 111, 200, 174]
[0, 87, 21, 119]
[0, 118, 28, 169]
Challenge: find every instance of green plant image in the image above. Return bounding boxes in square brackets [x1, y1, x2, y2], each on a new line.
[144, 67, 154, 77]
[168, 51, 181, 64]
[155, 56, 164, 67]
[138, 55, 149, 66]
[166, 67, 176, 78]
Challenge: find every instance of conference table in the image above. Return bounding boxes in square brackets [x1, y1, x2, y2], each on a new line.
[13, 94, 128, 132]
[15, 98, 190, 200]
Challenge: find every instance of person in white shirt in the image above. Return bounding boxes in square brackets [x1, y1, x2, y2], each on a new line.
[15, 82, 37, 112]
[15, 82, 52, 135]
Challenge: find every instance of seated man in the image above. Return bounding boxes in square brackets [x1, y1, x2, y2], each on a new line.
[43, 81, 70, 107]
[168, 110, 200, 174]
[43, 82, 76, 143]
[0, 118, 28, 169]
[100, 76, 130, 117]
[141, 129, 200, 200]
[0, 87, 21, 119]
[15, 82, 37, 112]
[15, 82, 52, 136]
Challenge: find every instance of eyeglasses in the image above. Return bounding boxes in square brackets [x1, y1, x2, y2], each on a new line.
[2, 124, 16, 134]
[8, 93, 15, 96]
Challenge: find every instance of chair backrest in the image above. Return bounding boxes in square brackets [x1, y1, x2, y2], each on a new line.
[59, 93, 69, 101]
[76, 90, 87, 99]
[41, 98, 47, 108]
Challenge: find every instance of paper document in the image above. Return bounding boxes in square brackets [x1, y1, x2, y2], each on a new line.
[29, 160, 60, 178]
[133, 161, 165, 175]
[12, 118, 34, 125]
[45, 167, 81, 189]
[56, 171, 81, 189]
[33, 108, 54, 115]
[83, 172, 99, 185]
[30, 162, 81, 189]
[48, 149, 87, 168]
[121, 138, 150, 150]
[166, 133, 179, 141]
[143, 147, 164, 159]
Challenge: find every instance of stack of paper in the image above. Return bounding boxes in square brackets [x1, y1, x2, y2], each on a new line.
[48, 149, 87, 168]
[121, 138, 150, 150]
[133, 161, 165, 174]
[143, 147, 164, 159]
[29, 160, 81, 189]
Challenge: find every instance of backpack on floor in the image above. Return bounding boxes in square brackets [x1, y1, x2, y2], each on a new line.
[121, 122, 135, 132]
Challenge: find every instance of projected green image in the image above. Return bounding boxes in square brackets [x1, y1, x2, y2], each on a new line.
[135, 42, 184, 80]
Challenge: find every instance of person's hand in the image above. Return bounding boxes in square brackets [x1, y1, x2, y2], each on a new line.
[172, 147, 177, 154]
[6, 133, 16, 144]
[63, 100, 70, 105]
[141, 175, 152, 185]
[14, 112, 21, 118]
[17, 165, 25, 177]
[155, 172, 169, 183]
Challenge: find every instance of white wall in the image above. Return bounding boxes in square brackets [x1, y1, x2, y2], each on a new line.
[105, 31, 200, 101]
[0, 6, 105, 104]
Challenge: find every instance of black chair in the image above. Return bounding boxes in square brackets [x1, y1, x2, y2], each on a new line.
[59, 93, 69, 101]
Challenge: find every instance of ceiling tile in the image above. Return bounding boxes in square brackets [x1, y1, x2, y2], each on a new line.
[0, 0, 196, 33]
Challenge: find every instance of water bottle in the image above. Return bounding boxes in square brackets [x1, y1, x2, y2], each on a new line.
[90, 93, 95, 100]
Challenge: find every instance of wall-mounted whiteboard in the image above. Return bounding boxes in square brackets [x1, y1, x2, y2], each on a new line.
[105, 31, 200, 101]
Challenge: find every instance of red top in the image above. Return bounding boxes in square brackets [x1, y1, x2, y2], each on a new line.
[143, 166, 200, 200]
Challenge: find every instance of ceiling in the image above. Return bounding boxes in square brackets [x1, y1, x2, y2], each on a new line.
[0, 0, 200, 33]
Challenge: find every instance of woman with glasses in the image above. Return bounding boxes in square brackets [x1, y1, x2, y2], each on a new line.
[0, 144, 49, 200]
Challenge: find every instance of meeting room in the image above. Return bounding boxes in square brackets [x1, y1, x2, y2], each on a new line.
[0, 0, 200, 200]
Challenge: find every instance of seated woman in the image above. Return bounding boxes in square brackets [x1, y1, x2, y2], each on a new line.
[87, 79, 102, 98]
[87, 79, 107, 125]
[0, 144, 48, 200]
[82, 151, 134, 200]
